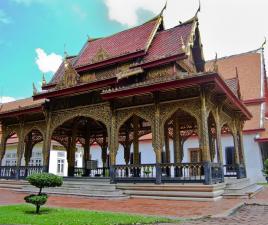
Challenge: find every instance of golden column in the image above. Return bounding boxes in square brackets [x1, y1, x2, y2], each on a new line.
[164, 123, 170, 163]
[173, 116, 182, 163]
[200, 88, 211, 162]
[215, 107, 223, 163]
[42, 110, 52, 171]
[16, 122, 25, 167]
[68, 121, 78, 176]
[133, 115, 139, 165]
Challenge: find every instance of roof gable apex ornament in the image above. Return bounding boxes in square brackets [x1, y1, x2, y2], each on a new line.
[235, 67, 242, 100]
[56, 57, 80, 90]
[42, 73, 47, 87]
[261, 37, 266, 49]
[33, 83, 38, 95]
[213, 52, 219, 73]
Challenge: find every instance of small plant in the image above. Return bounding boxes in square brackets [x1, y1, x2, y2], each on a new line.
[262, 159, 268, 183]
[24, 173, 63, 213]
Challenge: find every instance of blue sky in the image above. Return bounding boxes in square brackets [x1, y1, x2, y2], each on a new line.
[0, 0, 267, 102]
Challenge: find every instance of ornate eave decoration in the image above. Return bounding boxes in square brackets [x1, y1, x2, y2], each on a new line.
[91, 47, 110, 64]
[116, 67, 143, 80]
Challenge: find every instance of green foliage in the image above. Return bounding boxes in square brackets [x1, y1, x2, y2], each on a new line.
[26, 173, 63, 189]
[0, 204, 175, 225]
[263, 159, 268, 177]
[25, 173, 62, 214]
[24, 194, 48, 213]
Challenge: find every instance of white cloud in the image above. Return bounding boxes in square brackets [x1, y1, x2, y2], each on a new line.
[104, 0, 166, 26]
[104, 0, 268, 67]
[35, 48, 62, 74]
[0, 9, 12, 24]
[0, 96, 16, 104]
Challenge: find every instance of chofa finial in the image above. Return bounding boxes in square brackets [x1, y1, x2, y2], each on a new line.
[213, 52, 218, 72]
[261, 37, 266, 49]
[42, 73, 46, 86]
[33, 83, 37, 95]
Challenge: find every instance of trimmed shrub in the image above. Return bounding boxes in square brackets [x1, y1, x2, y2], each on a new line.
[25, 173, 63, 213]
[24, 194, 48, 214]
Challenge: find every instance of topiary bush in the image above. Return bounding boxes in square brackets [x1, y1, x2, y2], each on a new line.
[24, 194, 48, 214]
[262, 159, 268, 182]
[24, 173, 63, 213]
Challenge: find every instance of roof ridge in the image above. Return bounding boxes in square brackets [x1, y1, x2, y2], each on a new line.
[85, 17, 160, 44]
[206, 48, 262, 62]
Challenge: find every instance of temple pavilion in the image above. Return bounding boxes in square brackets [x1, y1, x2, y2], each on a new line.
[0, 9, 250, 184]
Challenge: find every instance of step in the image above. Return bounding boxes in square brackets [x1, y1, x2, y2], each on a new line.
[117, 183, 226, 192]
[130, 195, 223, 202]
[122, 189, 224, 198]
[14, 189, 128, 199]
[223, 183, 264, 199]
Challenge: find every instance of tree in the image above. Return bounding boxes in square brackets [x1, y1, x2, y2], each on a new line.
[262, 159, 268, 182]
[24, 173, 63, 213]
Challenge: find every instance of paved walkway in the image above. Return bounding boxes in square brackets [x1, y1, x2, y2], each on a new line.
[0, 187, 267, 223]
[158, 204, 268, 225]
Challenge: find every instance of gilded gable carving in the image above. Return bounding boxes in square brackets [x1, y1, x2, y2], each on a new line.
[56, 60, 79, 89]
[92, 48, 110, 63]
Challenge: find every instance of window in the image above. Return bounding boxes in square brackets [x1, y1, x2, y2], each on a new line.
[5, 160, 10, 166]
[57, 159, 64, 174]
[225, 147, 235, 165]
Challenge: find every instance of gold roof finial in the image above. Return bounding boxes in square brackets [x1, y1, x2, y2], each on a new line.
[213, 52, 218, 72]
[195, 0, 201, 17]
[160, 0, 168, 17]
[261, 37, 266, 49]
[33, 82, 37, 95]
[42, 73, 46, 86]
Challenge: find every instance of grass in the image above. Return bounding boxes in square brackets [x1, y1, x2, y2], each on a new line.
[0, 204, 175, 225]
[258, 182, 268, 186]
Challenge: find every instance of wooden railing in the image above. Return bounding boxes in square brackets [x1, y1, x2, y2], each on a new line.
[0, 166, 46, 179]
[223, 164, 247, 179]
[74, 167, 110, 177]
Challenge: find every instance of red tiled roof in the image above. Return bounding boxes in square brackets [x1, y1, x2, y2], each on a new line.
[141, 22, 194, 64]
[0, 98, 45, 115]
[75, 19, 160, 68]
[225, 78, 239, 98]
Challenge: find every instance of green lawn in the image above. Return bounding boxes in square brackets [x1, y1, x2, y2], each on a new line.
[0, 204, 175, 225]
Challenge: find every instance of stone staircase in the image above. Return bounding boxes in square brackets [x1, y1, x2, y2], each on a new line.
[116, 183, 226, 201]
[0, 177, 264, 201]
[223, 178, 263, 199]
[0, 178, 128, 199]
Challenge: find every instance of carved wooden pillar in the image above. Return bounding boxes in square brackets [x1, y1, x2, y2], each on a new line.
[83, 124, 90, 174]
[164, 123, 170, 163]
[24, 133, 33, 166]
[68, 122, 78, 177]
[232, 126, 240, 165]
[200, 89, 211, 162]
[43, 111, 52, 171]
[102, 145, 108, 167]
[133, 115, 139, 165]
[109, 108, 118, 183]
[215, 108, 223, 163]
[109, 109, 118, 166]
[0, 125, 6, 166]
[16, 123, 25, 167]
[152, 93, 163, 184]
[173, 116, 183, 163]
[238, 126, 246, 165]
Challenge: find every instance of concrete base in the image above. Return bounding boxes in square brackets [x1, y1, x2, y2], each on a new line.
[223, 178, 264, 199]
[116, 183, 226, 201]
